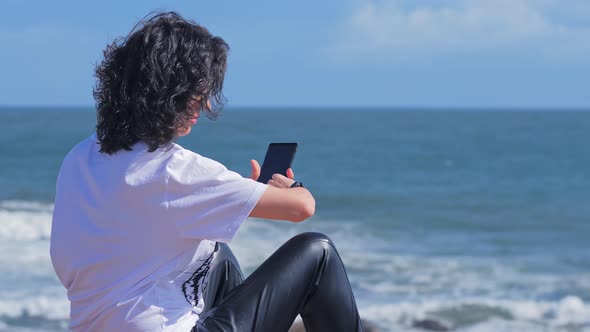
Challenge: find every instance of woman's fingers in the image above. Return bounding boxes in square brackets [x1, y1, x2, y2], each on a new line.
[268, 173, 296, 188]
[249, 159, 261, 181]
[286, 168, 295, 179]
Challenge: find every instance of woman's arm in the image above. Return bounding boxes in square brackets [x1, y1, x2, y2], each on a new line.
[247, 160, 316, 223]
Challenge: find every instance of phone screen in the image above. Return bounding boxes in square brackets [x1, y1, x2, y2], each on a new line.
[257, 143, 298, 184]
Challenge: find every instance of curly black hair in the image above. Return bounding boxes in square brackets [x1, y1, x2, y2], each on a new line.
[94, 12, 229, 154]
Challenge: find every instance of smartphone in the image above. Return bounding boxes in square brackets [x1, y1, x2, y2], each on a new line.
[257, 143, 298, 184]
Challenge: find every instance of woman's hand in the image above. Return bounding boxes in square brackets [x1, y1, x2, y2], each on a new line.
[268, 172, 295, 188]
[249, 159, 295, 187]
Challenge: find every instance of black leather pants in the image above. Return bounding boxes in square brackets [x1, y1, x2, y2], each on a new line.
[193, 232, 364, 332]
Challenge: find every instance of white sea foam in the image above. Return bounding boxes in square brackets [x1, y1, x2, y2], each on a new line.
[0, 200, 53, 241]
[357, 296, 590, 332]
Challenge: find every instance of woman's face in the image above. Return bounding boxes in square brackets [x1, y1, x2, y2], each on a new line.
[177, 98, 210, 137]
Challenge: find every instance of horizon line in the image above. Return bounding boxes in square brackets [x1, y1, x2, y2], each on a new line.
[0, 105, 589, 112]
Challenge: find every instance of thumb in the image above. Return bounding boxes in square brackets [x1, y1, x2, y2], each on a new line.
[249, 159, 261, 181]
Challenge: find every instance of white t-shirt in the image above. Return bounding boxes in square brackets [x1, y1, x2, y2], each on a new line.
[50, 134, 267, 332]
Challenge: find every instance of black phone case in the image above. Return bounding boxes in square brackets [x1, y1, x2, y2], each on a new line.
[258, 143, 298, 184]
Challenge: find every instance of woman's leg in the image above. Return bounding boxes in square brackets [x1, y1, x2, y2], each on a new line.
[195, 232, 363, 332]
[202, 242, 245, 313]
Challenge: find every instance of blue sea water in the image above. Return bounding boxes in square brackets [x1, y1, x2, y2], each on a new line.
[0, 107, 589, 331]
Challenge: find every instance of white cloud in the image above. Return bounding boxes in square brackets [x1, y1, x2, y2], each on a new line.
[328, 0, 590, 62]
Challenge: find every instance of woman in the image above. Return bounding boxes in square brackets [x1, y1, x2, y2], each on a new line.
[50, 12, 363, 332]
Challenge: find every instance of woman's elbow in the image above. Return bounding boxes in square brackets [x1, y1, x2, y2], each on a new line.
[292, 197, 315, 222]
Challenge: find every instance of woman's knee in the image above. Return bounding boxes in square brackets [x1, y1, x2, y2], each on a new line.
[287, 232, 339, 258]
[289, 232, 333, 246]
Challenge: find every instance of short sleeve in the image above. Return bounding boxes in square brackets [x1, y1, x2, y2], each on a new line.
[165, 148, 267, 243]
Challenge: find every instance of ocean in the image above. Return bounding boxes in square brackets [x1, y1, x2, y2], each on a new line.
[0, 108, 589, 331]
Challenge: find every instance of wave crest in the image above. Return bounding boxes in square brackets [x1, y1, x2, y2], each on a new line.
[0, 200, 53, 241]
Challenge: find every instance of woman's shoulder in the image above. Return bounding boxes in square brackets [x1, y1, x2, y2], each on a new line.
[166, 143, 228, 179]
[59, 134, 101, 168]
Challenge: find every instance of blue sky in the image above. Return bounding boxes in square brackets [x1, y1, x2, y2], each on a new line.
[1, 0, 589, 108]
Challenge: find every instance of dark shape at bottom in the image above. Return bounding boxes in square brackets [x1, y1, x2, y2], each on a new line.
[288, 318, 380, 332]
[412, 318, 450, 331]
